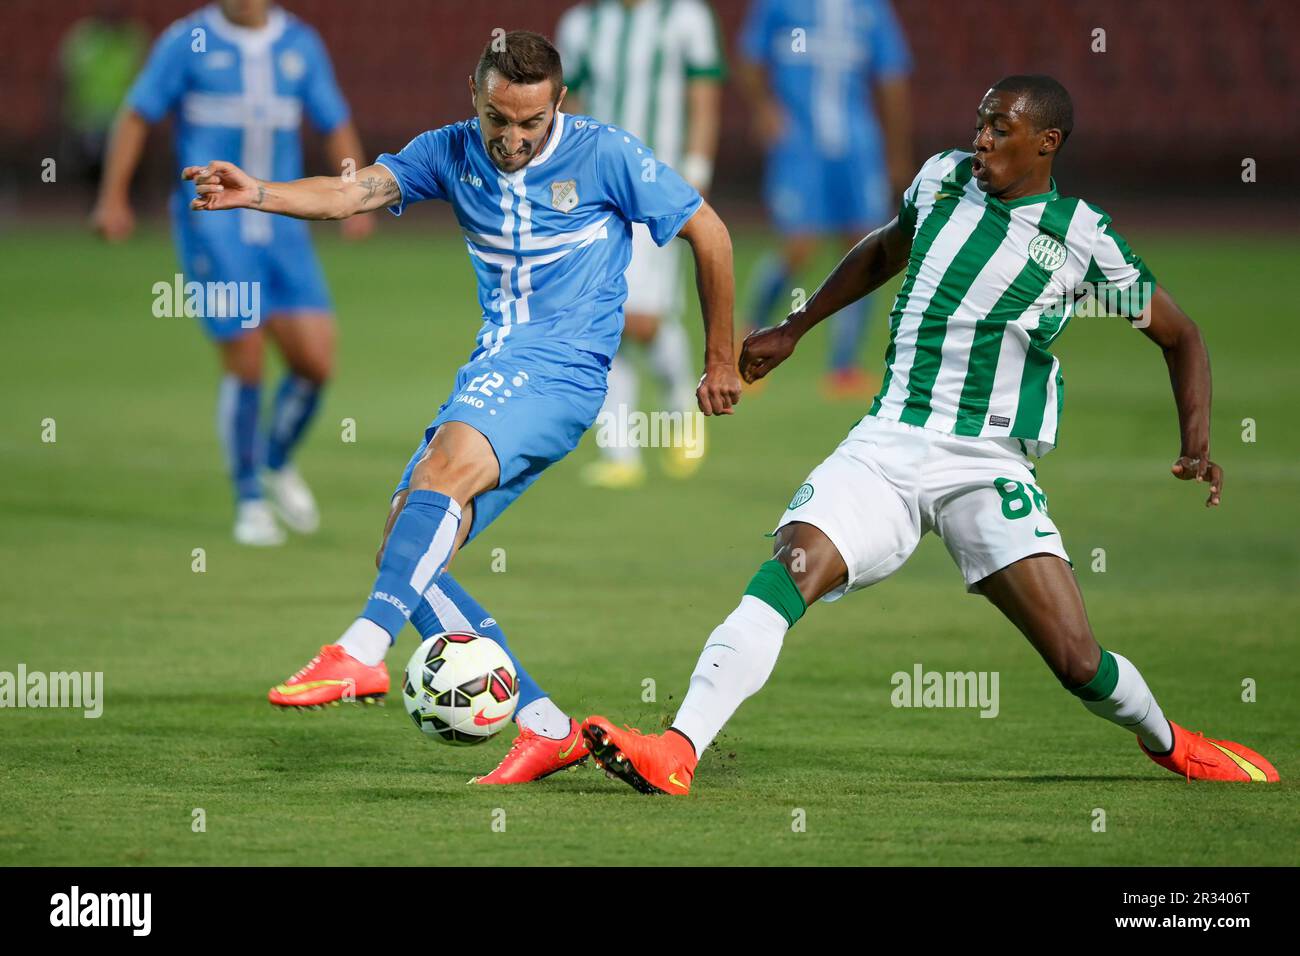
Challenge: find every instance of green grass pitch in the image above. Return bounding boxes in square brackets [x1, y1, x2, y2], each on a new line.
[1, 222, 1296, 865]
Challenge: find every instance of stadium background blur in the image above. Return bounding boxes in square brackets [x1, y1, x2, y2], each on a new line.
[3, 0, 1297, 222]
[1, 2, 1297, 865]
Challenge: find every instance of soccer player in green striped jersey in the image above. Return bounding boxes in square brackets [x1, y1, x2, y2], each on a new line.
[557, 0, 726, 488]
[582, 75, 1280, 793]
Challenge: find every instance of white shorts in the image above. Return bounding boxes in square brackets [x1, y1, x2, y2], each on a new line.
[624, 223, 683, 318]
[776, 417, 1071, 597]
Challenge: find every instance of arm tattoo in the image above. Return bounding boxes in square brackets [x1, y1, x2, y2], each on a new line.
[358, 174, 400, 205]
[254, 183, 267, 207]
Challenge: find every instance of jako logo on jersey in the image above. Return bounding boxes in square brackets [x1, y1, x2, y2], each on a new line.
[1028, 234, 1067, 272]
[479, 617, 496, 630]
[460, 170, 483, 188]
[550, 179, 579, 212]
[788, 483, 814, 509]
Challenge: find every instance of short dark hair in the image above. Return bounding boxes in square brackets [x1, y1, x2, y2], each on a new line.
[474, 30, 564, 100]
[990, 74, 1074, 144]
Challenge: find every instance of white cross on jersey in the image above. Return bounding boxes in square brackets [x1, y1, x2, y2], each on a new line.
[185, 11, 301, 243]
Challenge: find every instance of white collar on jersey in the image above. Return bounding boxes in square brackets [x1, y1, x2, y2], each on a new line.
[527, 110, 566, 168]
[204, 3, 288, 51]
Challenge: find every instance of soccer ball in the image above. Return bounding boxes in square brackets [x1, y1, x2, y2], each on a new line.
[402, 632, 519, 745]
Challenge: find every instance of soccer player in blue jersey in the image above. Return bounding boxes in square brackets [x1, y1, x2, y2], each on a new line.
[184, 31, 742, 783]
[93, 0, 372, 546]
[737, 0, 913, 398]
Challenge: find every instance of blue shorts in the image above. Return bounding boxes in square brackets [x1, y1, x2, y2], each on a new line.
[394, 340, 610, 543]
[171, 196, 332, 341]
[764, 149, 890, 235]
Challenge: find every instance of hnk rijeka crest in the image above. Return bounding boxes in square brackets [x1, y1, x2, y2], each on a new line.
[550, 179, 579, 213]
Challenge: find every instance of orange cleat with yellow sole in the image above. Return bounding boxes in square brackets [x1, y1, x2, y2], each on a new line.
[471, 718, 589, 785]
[268, 644, 389, 709]
[1141, 720, 1279, 782]
[582, 715, 697, 795]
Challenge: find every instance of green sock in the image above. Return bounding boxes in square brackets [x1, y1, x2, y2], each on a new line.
[742, 559, 806, 627]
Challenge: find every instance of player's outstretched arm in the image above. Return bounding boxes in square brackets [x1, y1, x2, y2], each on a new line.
[677, 200, 742, 416]
[1139, 286, 1222, 507]
[182, 160, 400, 221]
[739, 216, 912, 383]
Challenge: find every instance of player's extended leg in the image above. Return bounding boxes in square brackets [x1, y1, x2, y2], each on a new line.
[978, 554, 1278, 782]
[216, 327, 284, 547]
[413, 572, 588, 784]
[261, 310, 334, 534]
[269, 421, 496, 708]
[374, 489, 580, 748]
[585, 520, 846, 794]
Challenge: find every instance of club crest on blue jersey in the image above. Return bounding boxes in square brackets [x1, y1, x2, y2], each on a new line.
[550, 179, 579, 213]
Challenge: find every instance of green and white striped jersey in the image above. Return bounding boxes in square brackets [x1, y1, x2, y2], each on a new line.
[556, 0, 725, 168]
[867, 150, 1157, 454]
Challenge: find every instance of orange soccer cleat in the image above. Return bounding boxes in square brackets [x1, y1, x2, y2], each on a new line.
[1141, 720, 1280, 783]
[471, 718, 589, 785]
[582, 716, 697, 795]
[268, 644, 389, 708]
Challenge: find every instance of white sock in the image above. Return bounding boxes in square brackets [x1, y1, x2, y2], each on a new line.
[672, 595, 787, 754]
[336, 618, 390, 667]
[515, 696, 571, 739]
[598, 353, 640, 464]
[648, 320, 693, 413]
[1080, 651, 1173, 752]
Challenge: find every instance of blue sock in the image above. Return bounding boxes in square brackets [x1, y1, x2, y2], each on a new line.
[745, 252, 791, 329]
[218, 375, 262, 501]
[361, 490, 462, 638]
[265, 373, 322, 471]
[828, 295, 872, 373]
[412, 573, 547, 711]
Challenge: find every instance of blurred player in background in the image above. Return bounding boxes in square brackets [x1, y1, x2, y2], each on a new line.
[92, 0, 372, 545]
[184, 32, 741, 783]
[556, 0, 725, 488]
[738, 0, 912, 399]
[58, 0, 148, 190]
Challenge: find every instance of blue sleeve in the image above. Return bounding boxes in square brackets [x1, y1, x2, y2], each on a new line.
[125, 21, 192, 121]
[738, 0, 774, 64]
[597, 127, 703, 246]
[868, 0, 912, 79]
[373, 126, 453, 216]
[299, 26, 350, 133]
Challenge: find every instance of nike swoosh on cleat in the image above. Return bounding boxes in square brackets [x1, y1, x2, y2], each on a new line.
[472, 707, 512, 727]
[1033, 528, 1057, 537]
[557, 732, 581, 760]
[1204, 740, 1269, 782]
[273, 679, 351, 696]
[667, 771, 688, 790]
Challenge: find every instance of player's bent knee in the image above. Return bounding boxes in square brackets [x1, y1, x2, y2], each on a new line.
[1054, 637, 1102, 690]
[409, 447, 495, 505]
[772, 521, 849, 606]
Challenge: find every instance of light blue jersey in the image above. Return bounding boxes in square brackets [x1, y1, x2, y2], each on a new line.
[740, 0, 911, 161]
[382, 112, 703, 542]
[126, 4, 350, 334]
[127, 3, 349, 246]
[375, 113, 702, 362]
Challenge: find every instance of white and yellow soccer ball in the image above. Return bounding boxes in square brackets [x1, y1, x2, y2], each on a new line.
[402, 632, 519, 745]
